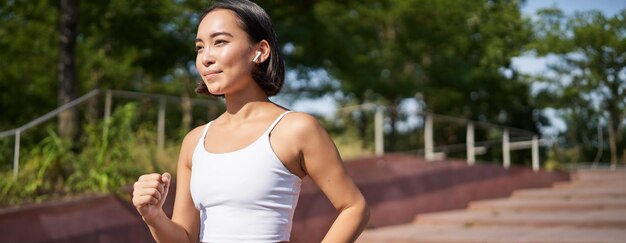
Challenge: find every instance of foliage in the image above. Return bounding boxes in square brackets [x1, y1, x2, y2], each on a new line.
[531, 8, 626, 164]
[66, 103, 140, 193]
[0, 0, 200, 131]
[0, 103, 178, 206]
[0, 0, 59, 131]
[4, 0, 623, 205]
[263, 0, 542, 158]
[0, 129, 74, 205]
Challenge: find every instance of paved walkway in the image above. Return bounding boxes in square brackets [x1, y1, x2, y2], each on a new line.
[358, 169, 626, 243]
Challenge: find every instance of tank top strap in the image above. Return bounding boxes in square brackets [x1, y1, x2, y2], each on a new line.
[264, 111, 292, 135]
[199, 121, 213, 142]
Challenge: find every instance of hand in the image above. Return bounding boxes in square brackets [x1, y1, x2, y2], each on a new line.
[132, 172, 171, 222]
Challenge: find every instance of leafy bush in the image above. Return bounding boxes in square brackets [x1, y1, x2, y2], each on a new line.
[0, 103, 179, 206]
[66, 103, 141, 194]
[0, 129, 74, 204]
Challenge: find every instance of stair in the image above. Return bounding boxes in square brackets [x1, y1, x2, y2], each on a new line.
[358, 169, 626, 243]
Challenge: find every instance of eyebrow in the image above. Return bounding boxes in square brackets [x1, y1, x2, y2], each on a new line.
[195, 31, 234, 42]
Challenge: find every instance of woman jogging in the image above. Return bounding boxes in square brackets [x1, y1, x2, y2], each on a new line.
[132, 1, 369, 242]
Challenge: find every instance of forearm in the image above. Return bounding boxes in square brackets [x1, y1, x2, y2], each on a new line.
[322, 203, 370, 243]
[144, 210, 195, 243]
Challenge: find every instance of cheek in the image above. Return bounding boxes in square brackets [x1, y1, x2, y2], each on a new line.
[195, 54, 202, 69]
[226, 52, 254, 75]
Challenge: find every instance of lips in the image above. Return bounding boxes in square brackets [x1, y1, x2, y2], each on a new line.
[202, 70, 222, 79]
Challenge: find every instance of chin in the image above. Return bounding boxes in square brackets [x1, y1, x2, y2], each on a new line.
[205, 84, 223, 94]
[207, 89, 226, 96]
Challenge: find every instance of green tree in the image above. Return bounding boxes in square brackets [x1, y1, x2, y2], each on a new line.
[265, 0, 539, 153]
[58, 0, 79, 141]
[0, 0, 212, 173]
[0, 0, 200, 135]
[0, 0, 59, 130]
[532, 8, 626, 166]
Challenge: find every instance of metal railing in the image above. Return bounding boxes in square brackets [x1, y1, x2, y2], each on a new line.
[422, 112, 541, 171]
[337, 104, 542, 171]
[1, 89, 101, 177]
[0, 89, 218, 177]
[1, 91, 543, 177]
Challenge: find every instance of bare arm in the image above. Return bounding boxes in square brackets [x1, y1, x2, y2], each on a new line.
[292, 114, 370, 242]
[132, 129, 201, 243]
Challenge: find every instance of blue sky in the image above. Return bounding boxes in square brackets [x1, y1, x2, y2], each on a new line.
[522, 0, 624, 17]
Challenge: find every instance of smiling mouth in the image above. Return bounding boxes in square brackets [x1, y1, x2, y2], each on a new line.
[203, 71, 222, 79]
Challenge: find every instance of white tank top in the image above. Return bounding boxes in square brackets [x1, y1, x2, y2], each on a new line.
[190, 111, 302, 242]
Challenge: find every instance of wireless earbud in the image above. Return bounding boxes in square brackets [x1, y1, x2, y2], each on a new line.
[252, 51, 261, 63]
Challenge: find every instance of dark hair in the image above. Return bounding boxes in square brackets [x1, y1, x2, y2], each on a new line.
[195, 0, 285, 97]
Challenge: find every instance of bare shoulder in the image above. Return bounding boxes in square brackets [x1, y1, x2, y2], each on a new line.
[182, 124, 206, 148]
[281, 112, 326, 137]
[277, 112, 333, 153]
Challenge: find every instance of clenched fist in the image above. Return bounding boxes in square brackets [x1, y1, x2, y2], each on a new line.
[132, 172, 171, 222]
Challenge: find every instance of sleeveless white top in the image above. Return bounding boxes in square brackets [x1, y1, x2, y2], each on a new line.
[190, 111, 302, 242]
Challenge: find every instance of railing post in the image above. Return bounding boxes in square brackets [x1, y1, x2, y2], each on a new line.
[104, 90, 112, 123]
[424, 113, 434, 161]
[532, 135, 539, 172]
[503, 128, 510, 169]
[158, 97, 166, 150]
[467, 122, 475, 165]
[374, 107, 384, 156]
[103, 90, 112, 139]
[13, 129, 21, 177]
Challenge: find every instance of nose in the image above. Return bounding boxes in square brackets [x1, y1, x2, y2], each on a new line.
[201, 47, 215, 67]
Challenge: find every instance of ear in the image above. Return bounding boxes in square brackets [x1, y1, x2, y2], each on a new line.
[255, 40, 271, 63]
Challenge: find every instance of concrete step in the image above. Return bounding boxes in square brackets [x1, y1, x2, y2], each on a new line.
[357, 224, 626, 243]
[512, 187, 626, 199]
[413, 209, 626, 228]
[552, 180, 626, 189]
[358, 169, 626, 243]
[468, 197, 626, 211]
[573, 170, 626, 182]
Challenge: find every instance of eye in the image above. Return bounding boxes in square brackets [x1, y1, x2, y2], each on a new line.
[195, 45, 204, 52]
[214, 39, 228, 46]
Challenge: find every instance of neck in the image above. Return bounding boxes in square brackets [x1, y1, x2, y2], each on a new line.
[223, 86, 271, 120]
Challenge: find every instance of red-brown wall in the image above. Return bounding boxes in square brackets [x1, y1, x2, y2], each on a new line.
[0, 154, 569, 243]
